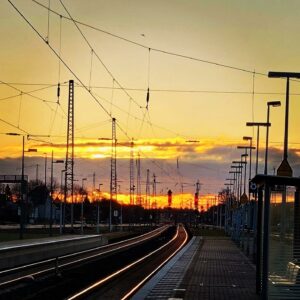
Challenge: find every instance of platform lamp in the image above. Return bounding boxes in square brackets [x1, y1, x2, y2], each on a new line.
[246, 122, 270, 175]
[268, 72, 300, 176]
[264, 101, 281, 175]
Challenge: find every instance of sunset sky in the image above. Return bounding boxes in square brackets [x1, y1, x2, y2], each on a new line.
[1, 0, 300, 206]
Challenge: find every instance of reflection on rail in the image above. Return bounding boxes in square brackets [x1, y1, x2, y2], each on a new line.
[67, 224, 188, 300]
[0, 225, 169, 289]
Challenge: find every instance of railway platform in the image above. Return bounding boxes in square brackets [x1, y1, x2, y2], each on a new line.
[133, 236, 259, 300]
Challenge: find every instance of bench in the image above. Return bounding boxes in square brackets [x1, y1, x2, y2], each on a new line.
[270, 261, 300, 285]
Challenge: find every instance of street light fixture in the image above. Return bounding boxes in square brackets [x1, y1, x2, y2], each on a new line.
[264, 101, 281, 175]
[268, 72, 300, 176]
[246, 122, 270, 175]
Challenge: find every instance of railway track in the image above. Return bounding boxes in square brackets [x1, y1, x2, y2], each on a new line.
[0, 224, 188, 300]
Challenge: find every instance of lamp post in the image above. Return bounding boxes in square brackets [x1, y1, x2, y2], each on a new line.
[81, 178, 87, 234]
[268, 72, 300, 176]
[97, 183, 103, 234]
[241, 154, 248, 196]
[60, 169, 66, 234]
[237, 145, 250, 197]
[50, 150, 64, 236]
[238, 144, 255, 199]
[5, 133, 40, 238]
[22, 147, 37, 236]
[231, 165, 243, 200]
[246, 122, 270, 175]
[229, 170, 241, 201]
[225, 179, 234, 194]
[264, 101, 281, 175]
[232, 162, 246, 202]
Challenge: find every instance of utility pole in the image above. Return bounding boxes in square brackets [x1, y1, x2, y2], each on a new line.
[64, 80, 74, 231]
[110, 118, 117, 232]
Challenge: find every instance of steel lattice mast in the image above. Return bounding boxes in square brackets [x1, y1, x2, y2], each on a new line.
[136, 153, 141, 206]
[145, 169, 150, 209]
[110, 117, 117, 231]
[194, 179, 201, 210]
[129, 140, 135, 205]
[64, 80, 74, 230]
[152, 173, 157, 209]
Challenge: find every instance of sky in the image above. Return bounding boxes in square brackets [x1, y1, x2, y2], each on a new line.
[1, 0, 300, 206]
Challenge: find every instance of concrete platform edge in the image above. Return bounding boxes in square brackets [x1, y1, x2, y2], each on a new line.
[132, 236, 199, 300]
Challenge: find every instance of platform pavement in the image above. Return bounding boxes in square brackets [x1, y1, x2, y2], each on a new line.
[133, 236, 259, 300]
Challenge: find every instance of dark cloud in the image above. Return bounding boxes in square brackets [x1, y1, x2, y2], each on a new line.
[1, 144, 299, 194]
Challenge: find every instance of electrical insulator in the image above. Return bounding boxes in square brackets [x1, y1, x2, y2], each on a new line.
[57, 83, 61, 103]
[146, 87, 150, 109]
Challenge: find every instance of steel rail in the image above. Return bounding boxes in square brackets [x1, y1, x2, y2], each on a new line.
[121, 225, 188, 299]
[67, 225, 188, 300]
[0, 225, 168, 287]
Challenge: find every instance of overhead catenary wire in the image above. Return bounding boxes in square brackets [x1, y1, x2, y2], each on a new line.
[57, 14, 62, 104]
[46, 0, 50, 43]
[0, 117, 30, 135]
[32, 0, 267, 77]
[6, 1, 162, 162]
[88, 49, 93, 92]
[0, 80, 67, 122]
[7, 0, 113, 121]
[17, 92, 22, 128]
[146, 48, 151, 110]
[91, 89, 186, 138]
[2, 82, 299, 96]
[110, 79, 114, 116]
[6, 0, 153, 148]
[0, 80, 60, 104]
[9, 1, 288, 195]
[58, 0, 143, 111]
